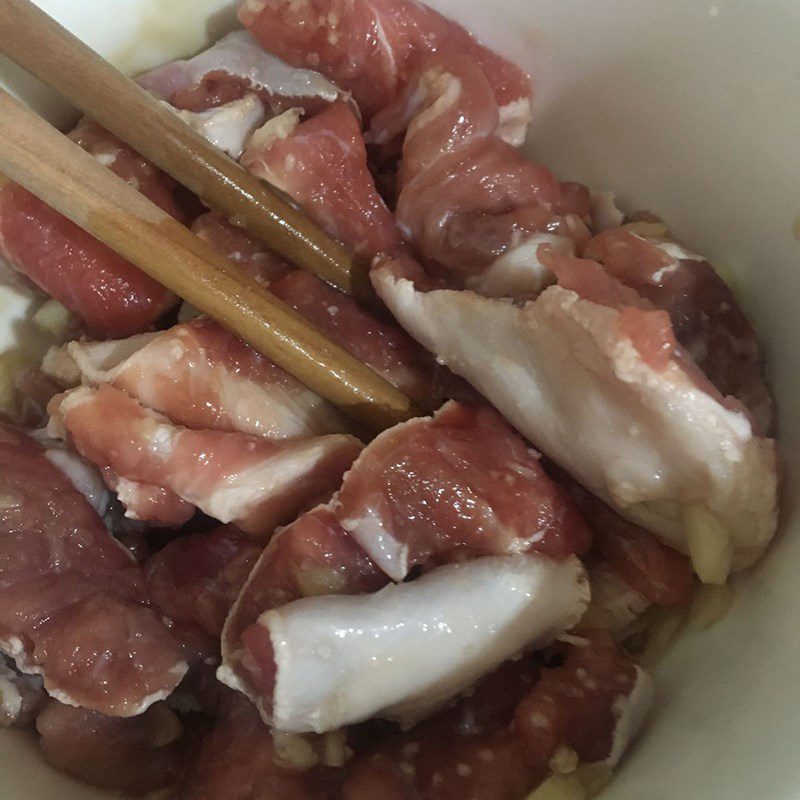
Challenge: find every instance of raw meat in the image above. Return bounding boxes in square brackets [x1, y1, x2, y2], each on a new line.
[37, 701, 189, 794]
[105, 470, 196, 528]
[514, 632, 653, 769]
[562, 476, 693, 607]
[0, 184, 175, 338]
[585, 228, 773, 432]
[0, 423, 186, 715]
[48, 318, 351, 438]
[241, 103, 400, 260]
[220, 402, 591, 726]
[342, 632, 652, 799]
[220, 506, 388, 701]
[372, 255, 778, 576]
[140, 29, 348, 116]
[0, 120, 182, 337]
[236, 554, 588, 733]
[239, 0, 532, 143]
[50, 385, 362, 536]
[381, 55, 591, 291]
[180, 692, 326, 800]
[146, 525, 263, 645]
[336, 401, 592, 580]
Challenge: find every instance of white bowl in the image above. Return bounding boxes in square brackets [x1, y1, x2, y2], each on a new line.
[1, 1, 798, 798]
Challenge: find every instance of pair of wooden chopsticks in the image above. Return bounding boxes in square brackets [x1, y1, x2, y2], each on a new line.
[0, 0, 417, 431]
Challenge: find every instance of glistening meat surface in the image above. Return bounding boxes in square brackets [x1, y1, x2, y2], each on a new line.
[139, 29, 348, 116]
[239, 0, 532, 142]
[372, 256, 778, 580]
[0, 424, 185, 715]
[49, 385, 363, 536]
[220, 506, 389, 704]
[584, 227, 774, 432]
[48, 318, 351, 438]
[235, 555, 589, 733]
[336, 401, 592, 580]
[381, 55, 591, 293]
[219, 401, 591, 728]
[0, 120, 181, 337]
[241, 102, 400, 260]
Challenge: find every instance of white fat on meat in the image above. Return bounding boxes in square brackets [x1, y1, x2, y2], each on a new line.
[173, 94, 267, 160]
[251, 554, 589, 733]
[195, 437, 359, 530]
[372, 264, 778, 577]
[139, 30, 347, 109]
[583, 561, 650, 639]
[0, 658, 44, 728]
[603, 664, 654, 768]
[28, 428, 111, 516]
[42, 333, 159, 388]
[465, 232, 567, 298]
[497, 96, 532, 148]
[339, 506, 408, 582]
[590, 190, 626, 232]
[50, 385, 362, 536]
[245, 108, 303, 191]
[44, 328, 349, 439]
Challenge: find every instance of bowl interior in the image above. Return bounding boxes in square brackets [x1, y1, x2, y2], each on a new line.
[1, 1, 799, 798]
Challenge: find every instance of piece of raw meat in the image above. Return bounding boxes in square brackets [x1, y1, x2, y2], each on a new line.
[0, 120, 182, 337]
[219, 401, 592, 728]
[46, 318, 351, 438]
[234, 554, 588, 733]
[372, 254, 778, 580]
[0, 423, 186, 715]
[335, 401, 592, 580]
[140, 29, 348, 116]
[241, 103, 400, 260]
[37, 700, 190, 795]
[239, 0, 532, 144]
[381, 55, 591, 293]
[49, 385, 362, 536]
[146, 525, 263, 650]
[585, 227, 773, 432]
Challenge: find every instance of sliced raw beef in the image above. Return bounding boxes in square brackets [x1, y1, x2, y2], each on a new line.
[47, 318, 351, 438]
[0, 423, 185, 715]
[372, 254, 778, 581]
[239, 0, 532, 143]
[0, 120, 183, 337]
[585, 227, 773, 432]
[380, 55, 590, 293]
[49, 385, 362, 536]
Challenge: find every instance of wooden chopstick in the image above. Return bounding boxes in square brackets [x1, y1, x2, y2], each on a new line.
[0, 0, 376, 303]
[0, 87, 418, 431]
